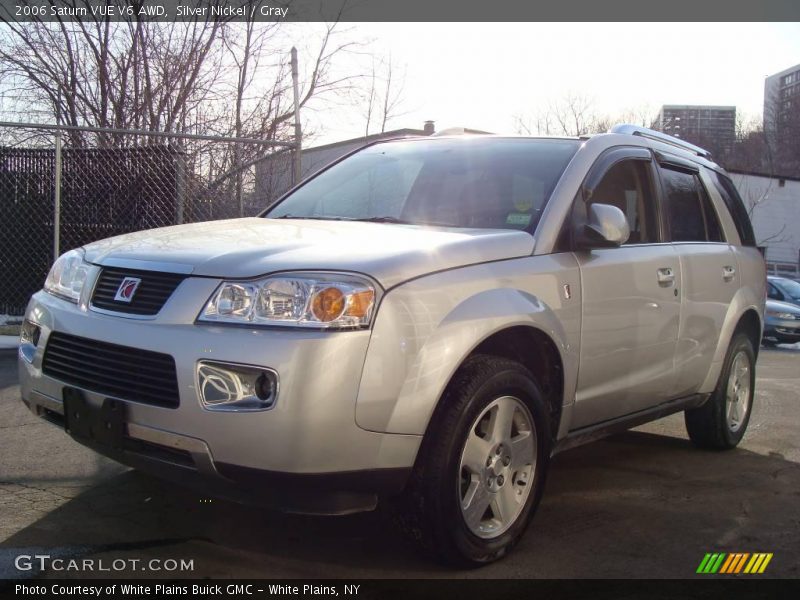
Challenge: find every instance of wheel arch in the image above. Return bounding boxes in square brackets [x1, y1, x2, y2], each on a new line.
[418, 324, 566, 455]
[356, 280, 578, 438]
[733, 308, 763, 358]
[467, 326, 564, 441]
[699, 299, 764, 393]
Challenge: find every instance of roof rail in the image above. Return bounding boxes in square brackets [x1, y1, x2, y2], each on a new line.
[609, 124, 713, 159]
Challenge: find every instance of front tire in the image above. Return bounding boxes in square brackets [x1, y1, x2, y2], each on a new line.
[685, 333, 756, 449]
[395, 355, 551, 567]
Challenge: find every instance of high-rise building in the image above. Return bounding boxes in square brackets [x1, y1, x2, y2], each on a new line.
[657, 105, 736, 157]
[764, 63, 800, 134]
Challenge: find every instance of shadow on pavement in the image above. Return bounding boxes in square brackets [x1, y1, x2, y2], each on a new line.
[2, 428, 799, 578]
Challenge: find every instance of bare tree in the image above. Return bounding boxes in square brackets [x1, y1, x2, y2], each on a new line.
[0, 5, 360, 150]
[0, 4, 365, 217]
[513, 94, 655, 137]
[360, 54, 407, 137]
[548, 93, 599, 136]
[0, 5, 229, 146]
[764, 86, 800, 175]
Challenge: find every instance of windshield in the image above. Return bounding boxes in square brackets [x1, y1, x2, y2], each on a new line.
[265, 137, 579, 231]
[776, 278, 800, 299]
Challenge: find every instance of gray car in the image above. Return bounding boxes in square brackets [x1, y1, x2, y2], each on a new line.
[767, 275, 800, 308]
[18, 125, 765, 566]
[763, 298, 800, 345]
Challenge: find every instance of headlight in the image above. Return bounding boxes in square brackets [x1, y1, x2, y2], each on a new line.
[767, 309, 797, 320]
[44, 249, 90, 302]
[198, 273, 379, 329]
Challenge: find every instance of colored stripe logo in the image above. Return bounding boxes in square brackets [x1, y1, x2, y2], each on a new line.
[697, 553, 773, 574]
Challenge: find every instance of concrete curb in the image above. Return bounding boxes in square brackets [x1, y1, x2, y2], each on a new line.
[0, 335, 19, 356]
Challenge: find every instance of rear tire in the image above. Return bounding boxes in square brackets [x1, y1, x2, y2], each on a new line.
[394, 355, 551, 567]
[685, 333, 755, 450]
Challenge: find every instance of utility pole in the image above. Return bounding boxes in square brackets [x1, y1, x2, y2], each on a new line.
[290, 46, 302, 186]
[53, 130, 62, 261]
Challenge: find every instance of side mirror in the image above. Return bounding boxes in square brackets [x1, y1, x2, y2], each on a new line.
[577, 203, 630, 248]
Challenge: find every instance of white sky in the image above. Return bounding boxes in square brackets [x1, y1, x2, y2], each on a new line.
[298, 22, 800, 145]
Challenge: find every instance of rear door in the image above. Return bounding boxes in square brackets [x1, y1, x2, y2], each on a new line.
[657, 155, 738, 398]
[571, 148, 681, 429]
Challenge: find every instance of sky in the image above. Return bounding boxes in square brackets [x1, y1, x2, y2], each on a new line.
[299, 22, 800, 145]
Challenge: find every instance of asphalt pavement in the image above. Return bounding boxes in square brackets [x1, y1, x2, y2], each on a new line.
[1, 346, 798, 579]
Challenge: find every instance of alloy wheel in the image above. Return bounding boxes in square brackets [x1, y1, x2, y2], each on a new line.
[458, 395, 537, 539]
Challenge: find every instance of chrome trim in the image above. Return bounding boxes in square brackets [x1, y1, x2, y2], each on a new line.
[126, 423, 221, 477]
[87, 266, 161, 320]
[609, 124, 712, 159]
[195, 360, 280, 412]
[28, 391, 222, 478]
[30, 390, 64, 414]
[88, 304, 159, 321]
[93, 257, 195, 275]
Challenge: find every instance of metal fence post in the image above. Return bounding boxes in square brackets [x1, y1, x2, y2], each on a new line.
[291, 47, 302, 186]
[53, 130, 62, 260]
[175, 147, 186, 225]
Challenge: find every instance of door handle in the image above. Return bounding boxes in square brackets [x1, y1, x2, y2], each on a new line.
[723, 265, 736, 281]
[657, 267, 675, 285]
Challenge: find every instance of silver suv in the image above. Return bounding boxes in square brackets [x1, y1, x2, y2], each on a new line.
[18, 125, 765, 566]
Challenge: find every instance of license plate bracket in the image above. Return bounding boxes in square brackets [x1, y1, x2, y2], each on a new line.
[62, 387, 126, 450]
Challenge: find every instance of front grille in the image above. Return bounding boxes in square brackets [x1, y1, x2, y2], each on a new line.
[91, 267, 186, 316]
[42, 332, 180, 408]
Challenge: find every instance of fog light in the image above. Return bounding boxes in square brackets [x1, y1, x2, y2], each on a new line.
[197, 361, 278, 411]
[19, 320, 41, 363]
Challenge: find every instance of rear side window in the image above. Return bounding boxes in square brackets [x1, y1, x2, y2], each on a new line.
[710, 171, 757, 246]
[660, 167, 724, 243]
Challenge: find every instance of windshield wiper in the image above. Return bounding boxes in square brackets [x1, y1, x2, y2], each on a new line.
[270, 214, 351, 221]
[351, 216, 411, 224]
[352, 216, 460, 227]
[271, 214, 459, 227]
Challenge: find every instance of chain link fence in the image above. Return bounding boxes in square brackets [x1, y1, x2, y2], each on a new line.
[0, 122, 297, 319]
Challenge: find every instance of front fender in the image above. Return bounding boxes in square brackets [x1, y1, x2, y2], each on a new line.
[355, 256, 581, 435]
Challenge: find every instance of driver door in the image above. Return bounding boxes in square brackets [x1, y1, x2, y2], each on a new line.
[570, 148, 681, 430]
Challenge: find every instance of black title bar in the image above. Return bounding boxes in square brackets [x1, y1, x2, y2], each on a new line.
[4, 579, 800, 600]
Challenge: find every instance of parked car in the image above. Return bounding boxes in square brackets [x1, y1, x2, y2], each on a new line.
[19, 125, 765, 566]
[767, 275, 800, 308]
[763, 298, 800, 345]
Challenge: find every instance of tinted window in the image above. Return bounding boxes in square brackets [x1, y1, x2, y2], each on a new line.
[266, 138, 580, 231]
[711, 171, 757, 246]
[774, 278, 800, 300]
[587, 159, 658, 244]
[701, 186, 724, 242]
[661, 167, 723, 242]
[767, 283, 783, 300]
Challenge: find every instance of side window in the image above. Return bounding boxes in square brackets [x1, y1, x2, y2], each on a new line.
[701, 185, 724, 242]
[586, 159, 658, 244]
[711, 171, 757, 246]
[660, 166, 724, 242]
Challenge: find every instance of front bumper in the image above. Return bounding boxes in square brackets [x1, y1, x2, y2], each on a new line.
[763, 315, 800, 343]
[19, 286, 420, 513]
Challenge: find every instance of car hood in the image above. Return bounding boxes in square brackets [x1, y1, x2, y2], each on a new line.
[766, 299, 800, 314]
[82, 218, 535, 289]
